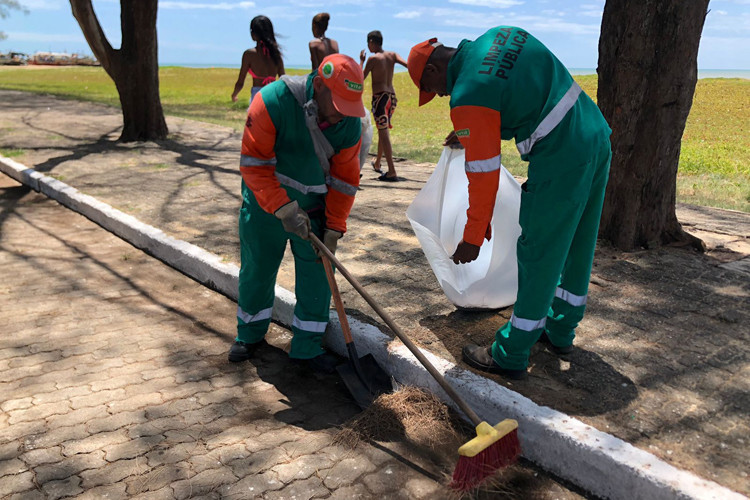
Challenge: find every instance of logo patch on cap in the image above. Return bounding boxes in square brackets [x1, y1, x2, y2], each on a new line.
[321, 62, 334, 79]
[344, 79, 363, 92]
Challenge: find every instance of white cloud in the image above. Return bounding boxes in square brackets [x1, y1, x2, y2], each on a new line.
[16, 0, 62, 9]
[430, 8, 600, 35]
[395, 11, 421, 19]
[579, 10, 603, 18]
[243, 5, 306, 22]
[698, 35, 750, 68]
[4, 31, 84, 43]
[159, 2, 255, 9]
[287, 0, 363, 6]
[449, 0, 522, 7]
[704, 10, 750, 34]
[329, 26, 368, 34]
[579, 3, 603, 18]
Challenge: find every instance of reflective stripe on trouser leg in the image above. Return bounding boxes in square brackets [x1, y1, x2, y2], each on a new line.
[491, 312, 549, 369]
[287, 219, 331, 359]
[236, 191, 287, 343]
[492, 158, 596, 370]
[547, 140, 612, 346]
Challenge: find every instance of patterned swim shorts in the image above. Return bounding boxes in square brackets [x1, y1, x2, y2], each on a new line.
[371, 91, 397, 130]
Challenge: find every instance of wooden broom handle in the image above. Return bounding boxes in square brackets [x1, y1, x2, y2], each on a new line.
[309, 233, 482, 426]
[321, 254, 354, 345]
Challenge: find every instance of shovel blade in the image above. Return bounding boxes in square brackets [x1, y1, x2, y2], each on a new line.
[337, 353, 393, 410]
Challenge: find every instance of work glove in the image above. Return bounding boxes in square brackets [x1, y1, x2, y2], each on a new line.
[443, 130, 464, 149]
[274, 200, 311, 240]
[315, 228, 343, 258]
[452, 240, 481, 264]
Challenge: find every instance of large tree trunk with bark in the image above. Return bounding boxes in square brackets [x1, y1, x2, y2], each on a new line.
[70, 0, 167, 142]
[597, 0, 709, 251]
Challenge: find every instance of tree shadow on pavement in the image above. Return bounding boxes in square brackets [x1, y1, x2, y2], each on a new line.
[248, 338, 363, 431]
[421, 308, 639, 417]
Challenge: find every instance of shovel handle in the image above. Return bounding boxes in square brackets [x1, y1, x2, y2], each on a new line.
[309, 233, 483, 426]
[320, 252, 355, 345]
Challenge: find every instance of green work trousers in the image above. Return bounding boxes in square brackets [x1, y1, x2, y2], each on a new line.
[236, 192, 331, 360]
[492, 136, 612, 370]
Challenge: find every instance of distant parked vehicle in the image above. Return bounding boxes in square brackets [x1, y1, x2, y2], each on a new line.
[0, 52, 29, 65]
[28, 51, 100, 66]
[72, 54, 100, 66]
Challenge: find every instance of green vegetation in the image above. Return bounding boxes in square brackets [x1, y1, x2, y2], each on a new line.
[0, 147, 24, 157]
[145, 162, 170, 171]
[0, 66, 747, 211]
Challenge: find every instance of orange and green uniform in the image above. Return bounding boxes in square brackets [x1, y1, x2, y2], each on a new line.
[448, 26, 612, 370]
[238, 72, 361, 359]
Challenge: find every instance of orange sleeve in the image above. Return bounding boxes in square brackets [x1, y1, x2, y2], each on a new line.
[450, 105, 502, 247]
[239, 92, 290, 214]
[325, 138, 362, 233]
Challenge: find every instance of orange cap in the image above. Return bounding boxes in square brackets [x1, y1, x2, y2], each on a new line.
[408, 38, 442, 106]
[318, 54, 366, 117]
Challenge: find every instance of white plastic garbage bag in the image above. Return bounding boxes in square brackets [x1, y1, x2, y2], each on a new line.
[359, 116, 374, 171]
[406, 147, 522, 309]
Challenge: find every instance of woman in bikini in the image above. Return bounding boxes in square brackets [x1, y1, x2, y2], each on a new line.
[231, 15, 284, 106]
[308, 13, 339, 70]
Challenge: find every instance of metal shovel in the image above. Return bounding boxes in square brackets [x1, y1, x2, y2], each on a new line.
[311, 234, 393, 409]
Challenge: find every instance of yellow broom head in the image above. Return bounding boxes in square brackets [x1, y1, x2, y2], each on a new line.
[458, 419, 518, 457]
[451, 419, 521, 491]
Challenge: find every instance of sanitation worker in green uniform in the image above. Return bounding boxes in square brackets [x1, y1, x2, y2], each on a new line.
[230, 54, 365, 374]
[407, 27, 612, 379]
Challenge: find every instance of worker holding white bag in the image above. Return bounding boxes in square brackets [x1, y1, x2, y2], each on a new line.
[407, 27, 612, 380]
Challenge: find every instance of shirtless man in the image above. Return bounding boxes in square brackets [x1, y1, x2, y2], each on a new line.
[309, 13, 339, 70]
[360, 30, 407, 181]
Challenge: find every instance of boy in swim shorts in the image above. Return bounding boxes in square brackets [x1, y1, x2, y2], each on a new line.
[360, 30, 407, 181]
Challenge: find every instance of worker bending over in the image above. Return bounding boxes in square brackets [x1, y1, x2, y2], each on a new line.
[231, 54, 365, 374]
[407, 27, 612, 379]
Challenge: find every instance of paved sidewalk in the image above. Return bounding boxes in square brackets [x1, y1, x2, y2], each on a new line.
[0, 175, 582, 498]
[1, 89, 748, 496]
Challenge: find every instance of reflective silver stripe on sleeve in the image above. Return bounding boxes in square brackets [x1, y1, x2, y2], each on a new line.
[465, 154, 502, 173]
[510, 313, 547, 332]
[516, 81, 582, 156]
[292, 316, 328, 333]
[555, 287, 588, 307]
[240, 154, 277, 167]
[276, 173, 328, 194]
[327, 175, 358, 197]
[237, 305, 273, 324]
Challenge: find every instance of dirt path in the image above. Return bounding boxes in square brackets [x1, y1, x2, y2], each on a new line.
[0, 89, 747, 496]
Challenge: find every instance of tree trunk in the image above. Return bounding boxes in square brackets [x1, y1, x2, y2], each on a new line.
[597, 0, 708, 251]
[70, 0, 167, 142]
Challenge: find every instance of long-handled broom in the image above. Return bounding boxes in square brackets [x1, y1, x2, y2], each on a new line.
[310, 234, 521, 491]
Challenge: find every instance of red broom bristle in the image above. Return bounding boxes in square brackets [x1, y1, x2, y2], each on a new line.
[449, 428, 521, 492]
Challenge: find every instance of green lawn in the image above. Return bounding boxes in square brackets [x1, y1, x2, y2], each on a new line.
[0, 66, 747, 212]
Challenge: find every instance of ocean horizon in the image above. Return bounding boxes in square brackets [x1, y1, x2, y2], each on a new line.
[159, 63, 750, 79]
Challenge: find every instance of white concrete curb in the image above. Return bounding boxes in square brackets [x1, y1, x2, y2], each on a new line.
[1, 157, 744, 500]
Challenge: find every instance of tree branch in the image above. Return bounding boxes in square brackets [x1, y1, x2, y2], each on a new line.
[69, 0, 116, 73]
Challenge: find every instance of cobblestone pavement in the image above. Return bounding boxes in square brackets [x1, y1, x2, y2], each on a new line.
[1, 89, 748, 495]
[0, 175, 583, 498]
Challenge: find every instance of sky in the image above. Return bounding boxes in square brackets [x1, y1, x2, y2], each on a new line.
[1, 0, 749, 70]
